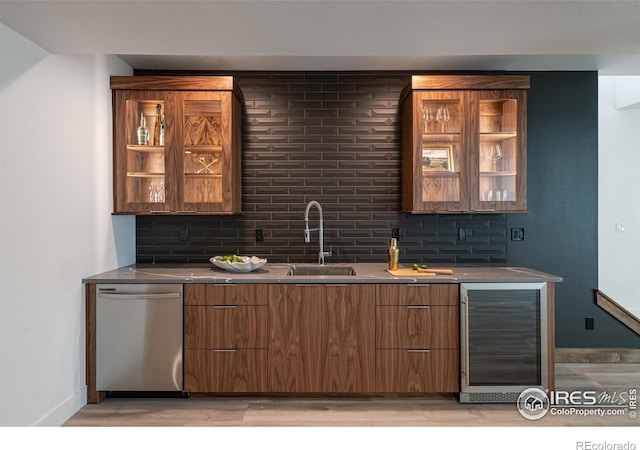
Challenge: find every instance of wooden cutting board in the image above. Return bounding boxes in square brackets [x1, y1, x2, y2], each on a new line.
[387, 268, 454, 277]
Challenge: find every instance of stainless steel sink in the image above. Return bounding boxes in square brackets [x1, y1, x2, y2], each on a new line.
[287, 266, 356, 276]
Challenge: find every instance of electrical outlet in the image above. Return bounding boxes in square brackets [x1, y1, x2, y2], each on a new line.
[511, 228, 525, 241]
[458, 227, 469, 241]
[179, 228, 188, 241]
[255, 228, 264, 243]
[391, 228, 400, 240]
[585, 317, 594, 330]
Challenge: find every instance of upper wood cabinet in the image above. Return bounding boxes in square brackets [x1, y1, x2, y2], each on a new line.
[110, 76, 243, 215]
[401, 75, 529, 213]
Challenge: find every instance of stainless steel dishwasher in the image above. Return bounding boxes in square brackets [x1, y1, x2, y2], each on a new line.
[96, 284, 183, 392]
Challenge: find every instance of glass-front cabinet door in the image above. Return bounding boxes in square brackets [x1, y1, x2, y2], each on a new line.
[114, 91, 173, 213]
[472, 90, 527, 212]
[111, 76, 243, 215]
[403, 91, 470, 212]
[178, 92, 238, 213]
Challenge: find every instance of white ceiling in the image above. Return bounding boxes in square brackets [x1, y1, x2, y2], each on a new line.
[2, 0, 640, 73]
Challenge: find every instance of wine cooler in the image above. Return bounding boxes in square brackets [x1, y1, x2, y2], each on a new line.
[459, 282, 549, 403]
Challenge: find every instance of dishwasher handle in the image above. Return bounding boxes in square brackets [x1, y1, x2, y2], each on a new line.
[97, 292, 182, 300]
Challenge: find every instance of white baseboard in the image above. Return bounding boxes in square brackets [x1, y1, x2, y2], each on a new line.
[33, 385, 87, 426]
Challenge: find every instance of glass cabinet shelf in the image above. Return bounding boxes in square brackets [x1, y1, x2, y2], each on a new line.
[126, 172, 164, 178]
[184, 145, 222, 153]
[421, 133, 460, 142]
[479, 132, 517, 141]
[184, 173, 223, 178]
[480, 171, 517, 177]
[127, 145, 164, 153]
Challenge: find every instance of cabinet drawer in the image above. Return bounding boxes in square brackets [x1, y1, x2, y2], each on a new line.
[184, 284, 267, 306]
[376, 305, 459, 349]
[376, 284, 458, 306]
[375, 349, 459, 393]
[184, 348, 267, 393]
[184, 305, 267, 349]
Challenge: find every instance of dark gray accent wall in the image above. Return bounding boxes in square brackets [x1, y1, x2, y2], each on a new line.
[134, 69, 639, 348]
[507, 72, 639, 348]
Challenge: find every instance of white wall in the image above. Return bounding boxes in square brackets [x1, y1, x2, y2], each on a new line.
[598, 75, 640, 319]
[0, 23, 134, 426]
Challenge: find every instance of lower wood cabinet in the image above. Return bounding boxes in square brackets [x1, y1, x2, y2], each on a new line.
[184, 349, 267, 392]
[268, 284, 375, 393]
[267, 284, 322, 392]
[375, 349, 459, 392]
[322, 285, 375, 392]
[183, 282, 458, 394]
[183, 284, 267, 393]
[376, 305, 459, 349]
[375, 284, 460, 393]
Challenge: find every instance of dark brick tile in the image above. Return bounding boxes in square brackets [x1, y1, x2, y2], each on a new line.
[136, 71, 507, 264]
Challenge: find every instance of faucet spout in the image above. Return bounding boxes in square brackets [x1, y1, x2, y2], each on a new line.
[304, 200, 331, 265]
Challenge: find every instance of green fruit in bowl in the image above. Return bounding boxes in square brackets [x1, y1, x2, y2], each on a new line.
[216, 255, 245, 263]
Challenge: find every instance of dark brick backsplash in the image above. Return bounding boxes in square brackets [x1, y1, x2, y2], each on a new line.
[135, 71, 508, 265]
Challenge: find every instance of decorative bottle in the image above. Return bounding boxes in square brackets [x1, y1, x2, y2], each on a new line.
[388, 238, 399, 271]
[159, 113, 165, 146]
[137, 113, 149, 145]
[153, 104, 162, 145]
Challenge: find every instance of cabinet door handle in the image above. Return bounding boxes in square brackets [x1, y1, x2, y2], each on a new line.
[473, 208, 496, 212]
[406, 284, 430, 287]
[97, 292, 181, 300]
[213, 305, 237, 309]
[150, 210, 170, 214]
[407, 349, 430, 353]
[406, 305, 430, 309]
[213, 349, 237, 352]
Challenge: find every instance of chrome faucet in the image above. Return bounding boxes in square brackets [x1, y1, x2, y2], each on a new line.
[304, 200, 332, 265]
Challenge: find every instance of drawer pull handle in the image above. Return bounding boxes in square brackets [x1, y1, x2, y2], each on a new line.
[406, 305, 430, 309]
[213, 349, 237, 352]
[406, 284, 430, 287]
[407, 349, 430, 353]
[213, 305, 238, 309]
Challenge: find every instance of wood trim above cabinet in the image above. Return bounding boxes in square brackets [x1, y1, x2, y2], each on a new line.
[110, 76, 244, 102]
[401, 75, 530, 101]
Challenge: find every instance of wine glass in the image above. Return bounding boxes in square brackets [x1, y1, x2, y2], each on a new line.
[436, 106, 451, 133]
[155, 180, 164, 202]
[149, 180, 156, 202]
[422, 107, 434, 133]
[488, 144, 503, 171]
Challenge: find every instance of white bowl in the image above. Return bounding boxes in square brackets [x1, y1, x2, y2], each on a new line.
[210, 255, 267, 273]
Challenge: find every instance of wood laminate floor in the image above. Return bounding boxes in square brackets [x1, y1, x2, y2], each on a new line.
[65, 363, 640, 427]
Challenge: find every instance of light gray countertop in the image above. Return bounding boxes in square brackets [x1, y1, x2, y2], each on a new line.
[82, 263, 563, 284]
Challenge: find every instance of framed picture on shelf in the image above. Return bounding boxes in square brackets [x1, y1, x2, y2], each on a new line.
[422, 145, 454, 172]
